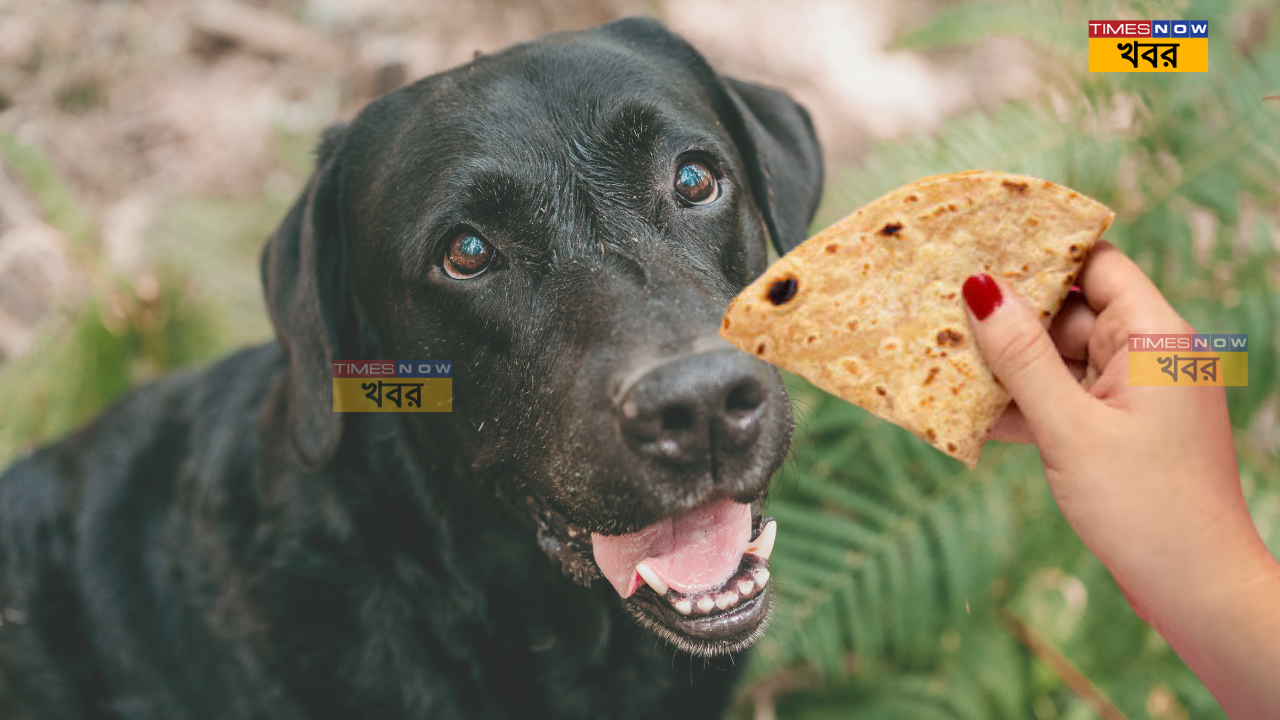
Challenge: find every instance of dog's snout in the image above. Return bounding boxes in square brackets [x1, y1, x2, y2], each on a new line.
[617, 350, 770, 467]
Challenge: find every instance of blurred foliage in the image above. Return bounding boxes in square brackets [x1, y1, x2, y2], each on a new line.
[736, 0, 1280, 718]
[0, 119, 312, 464]
[0, 142, 290, 464]
[0, 133, 95, 247]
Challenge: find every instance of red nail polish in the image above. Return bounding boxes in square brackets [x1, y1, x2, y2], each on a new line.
[963, 274, 1003, 320]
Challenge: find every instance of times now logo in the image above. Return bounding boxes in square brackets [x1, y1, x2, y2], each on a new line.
[1128, 334, 1248, 352]
[1087, 20, 1209, 37]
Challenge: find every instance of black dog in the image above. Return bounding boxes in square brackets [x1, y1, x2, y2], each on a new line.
[0, 18, 821, 719]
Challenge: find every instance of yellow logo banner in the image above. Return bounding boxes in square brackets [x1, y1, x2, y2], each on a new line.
[1089, 38, 1208, 72]
[1128, 351, 1247, 386]
[332, 378, 453, 412]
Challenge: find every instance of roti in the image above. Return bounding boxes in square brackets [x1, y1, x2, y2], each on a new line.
[720, 171, 1114, 468]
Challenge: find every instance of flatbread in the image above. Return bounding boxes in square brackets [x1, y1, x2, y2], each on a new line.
[720, 171, 1114, 468]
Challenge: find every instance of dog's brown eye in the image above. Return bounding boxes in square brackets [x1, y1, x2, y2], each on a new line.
[444, 232, 495, 279]
[674, 161, 719, 205]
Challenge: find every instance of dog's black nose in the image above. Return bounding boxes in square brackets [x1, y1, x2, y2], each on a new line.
[617, 350, 770, 467]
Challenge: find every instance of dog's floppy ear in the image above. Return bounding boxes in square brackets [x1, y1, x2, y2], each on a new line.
[720, 78, 824, 256]
[261, 123, 351, 470]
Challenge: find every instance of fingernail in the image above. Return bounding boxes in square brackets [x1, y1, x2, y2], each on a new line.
[963, 274, 1003, 321]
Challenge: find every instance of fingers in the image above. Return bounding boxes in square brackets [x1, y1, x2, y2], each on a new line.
[1076, 241, 1165, 316]
[989, 361, 1087, 445]
[1049, 292, 1095, 362]
[1076, 241, 1193, 372]
[964, 274, 1091, 443]
[990, 405, 1033, 444]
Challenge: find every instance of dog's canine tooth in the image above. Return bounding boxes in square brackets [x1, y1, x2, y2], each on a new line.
[737, 579, 755, 596]
[635, 563, 669, 595]
[751, 568, 770, 589]
[715, 592, 739, 610]
[696, 596, 715, 614]
[744, 519, 777, 561]
[673, 600, 693, 615]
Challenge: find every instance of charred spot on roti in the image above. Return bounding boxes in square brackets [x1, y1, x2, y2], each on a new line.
[842, 358, 859, 375]
[905, 194, 918, 203]
[755, 342, 766, 356]
[880, 336, 902, 356]
[807, 335, 817, 344]
[1039, 310, 1051, 319]
[1002, 179, 1029, 193]
[925, 428, 937, 442]
[1026, 216, 1040, 227]
[947, 442, 957, 452]
[766, 276, 799, 305]
[937, 329, 964, 347]
[879, 222, 904, 237]
[923, 367, 939, 385]
[825, 243, 839, 254]
[875, 386, 887, 396]
[722, 316, 731, 330]
[847, 321, 858, 331]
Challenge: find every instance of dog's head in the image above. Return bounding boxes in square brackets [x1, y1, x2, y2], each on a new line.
[262, 18, 822, 656]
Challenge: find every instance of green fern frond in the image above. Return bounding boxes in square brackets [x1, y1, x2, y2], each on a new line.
[747, 379, 1021, 686]
[770, 618, 1028, 720]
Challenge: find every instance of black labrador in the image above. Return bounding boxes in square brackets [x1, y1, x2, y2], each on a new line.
[0, 17, 822, 720]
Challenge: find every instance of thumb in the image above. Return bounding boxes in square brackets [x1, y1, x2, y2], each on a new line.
[962, 274, 1090, 439]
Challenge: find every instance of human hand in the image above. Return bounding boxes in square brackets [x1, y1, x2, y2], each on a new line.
[962, 241, 1280, 718]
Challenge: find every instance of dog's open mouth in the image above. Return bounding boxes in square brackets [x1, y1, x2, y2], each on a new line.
[592, 496, 776, 656]
[518, 489, 776, 656]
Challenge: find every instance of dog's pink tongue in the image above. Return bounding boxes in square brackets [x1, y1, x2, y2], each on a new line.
[591, 496, 751, 598]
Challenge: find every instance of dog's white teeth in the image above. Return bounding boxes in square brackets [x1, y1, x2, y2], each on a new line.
[696, 596, 716, 614]
[673, 600, 693, 615]
[635, 563, 669, 595]
[751, 568, 770, 589]
[745, 520, 777, 561]
[715, 592, 739, 610]
[737, 579, 755, 597]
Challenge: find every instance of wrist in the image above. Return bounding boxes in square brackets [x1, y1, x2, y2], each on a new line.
[1091, 462, 1261, 614]
[1114, 527, 1279, 630]
[1129, 551, 1280, 720]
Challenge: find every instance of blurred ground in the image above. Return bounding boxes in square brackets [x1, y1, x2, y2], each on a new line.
[0, 0, 1040, 364]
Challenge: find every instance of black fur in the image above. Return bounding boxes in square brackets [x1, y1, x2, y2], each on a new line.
[0, 18, 822, 719]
